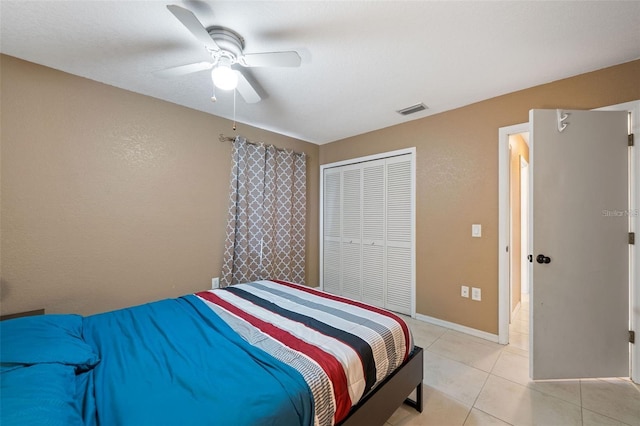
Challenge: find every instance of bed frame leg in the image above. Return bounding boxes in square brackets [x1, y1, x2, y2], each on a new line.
[403, 382, 423, 413]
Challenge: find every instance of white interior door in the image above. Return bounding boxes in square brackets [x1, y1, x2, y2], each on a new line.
[531, 109, 629, 379]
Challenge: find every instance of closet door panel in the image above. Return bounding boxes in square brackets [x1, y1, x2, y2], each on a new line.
[341, 166, 362, 300]
[385, 155, 413, 315]
[342, 241, 362, 300]
[386, 158, 412, 244]
[323, 169, 342, 238]
[386, 246, 412, 314]
[341, 167, 362, 241]
[323, 169, 342, 295]
[323, 240, 341, 294]
[362, 159, 385, 307]
[362, 243, 384, 307]
[362, 161, 385, 242]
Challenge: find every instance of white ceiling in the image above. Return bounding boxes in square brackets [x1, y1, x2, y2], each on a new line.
[1, 1, 639, 145]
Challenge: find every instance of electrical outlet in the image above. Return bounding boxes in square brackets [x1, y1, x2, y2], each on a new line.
[461, 285, 469, 298]
[211, 277, 220, 289]
[471, 287, 482, 301]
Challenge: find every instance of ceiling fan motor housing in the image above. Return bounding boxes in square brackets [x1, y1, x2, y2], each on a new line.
[207, 26, 244, 60]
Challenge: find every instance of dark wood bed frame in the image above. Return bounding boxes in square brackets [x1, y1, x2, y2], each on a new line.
[339, 346, 424, 426]
[0, 308, 45, 321]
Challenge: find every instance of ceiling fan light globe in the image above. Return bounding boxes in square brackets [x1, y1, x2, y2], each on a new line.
[212, 65, 238, 91]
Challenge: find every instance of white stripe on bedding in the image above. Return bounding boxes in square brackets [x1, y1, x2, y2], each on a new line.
[212, 288, 366, 402]
[236, 283, 395, 382]
[254, 280, 411, 356]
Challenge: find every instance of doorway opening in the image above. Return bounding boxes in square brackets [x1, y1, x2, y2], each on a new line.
[508, 132, 530, 350]
[498, 122, 530, 346]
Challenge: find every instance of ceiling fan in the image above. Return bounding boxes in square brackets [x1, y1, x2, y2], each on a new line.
[158, 5, 301, 104]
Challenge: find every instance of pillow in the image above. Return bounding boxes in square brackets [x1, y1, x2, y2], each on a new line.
[0, 363, 84, 426]
[0, 314, 99, 369]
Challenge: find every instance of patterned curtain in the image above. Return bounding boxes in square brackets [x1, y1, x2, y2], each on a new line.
[220, 136, 306, 286]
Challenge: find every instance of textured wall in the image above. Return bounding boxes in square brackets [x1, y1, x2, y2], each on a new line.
[0, 55, 319, 316]
[319, 59, 640, 334]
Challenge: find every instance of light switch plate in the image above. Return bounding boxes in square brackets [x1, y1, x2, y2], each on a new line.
[472, 287, 482, 301]
[472, 224, 482, 237]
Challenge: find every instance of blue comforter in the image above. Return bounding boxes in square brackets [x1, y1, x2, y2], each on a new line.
[82, 295, 313, 425]
[1, 296, 313, 426]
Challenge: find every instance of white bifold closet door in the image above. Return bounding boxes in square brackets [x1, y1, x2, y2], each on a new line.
[341, 165, 363, 301]
[384, 156, 412, 314]
[322, 153, 413, 315]
[322, 168, 342, 295]
[362, 160, 385, 308]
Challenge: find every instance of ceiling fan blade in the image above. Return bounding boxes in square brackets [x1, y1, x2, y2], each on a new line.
[241, 51, 301, 68]
[166, 5, 219, 52]
[235, 71, 261, 104]
[155, 61, 214, 78]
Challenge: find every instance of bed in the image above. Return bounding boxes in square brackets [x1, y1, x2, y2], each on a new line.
[1, 279, 423, 425]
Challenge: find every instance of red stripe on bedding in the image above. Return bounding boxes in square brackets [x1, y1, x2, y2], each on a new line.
[196, 291, 352, 423]
[273, 280, 412, 360]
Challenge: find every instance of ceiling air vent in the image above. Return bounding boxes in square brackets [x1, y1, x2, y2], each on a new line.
[396, 103, 428, 116]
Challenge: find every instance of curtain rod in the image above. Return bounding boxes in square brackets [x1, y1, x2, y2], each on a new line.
[218, 134, 307, 158]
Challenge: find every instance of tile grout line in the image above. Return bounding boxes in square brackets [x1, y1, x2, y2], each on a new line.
[579, 379, 583, 425]
[493, 372, 585, 409]
[467, 338, 508, 418]
[423, 328, 448, 350]
[467, 366, 492, 422]
[470, 407, 517, 426]
[579, 382, 636, 426]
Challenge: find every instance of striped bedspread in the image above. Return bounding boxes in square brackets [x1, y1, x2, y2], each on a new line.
[195, 280, 413, 426]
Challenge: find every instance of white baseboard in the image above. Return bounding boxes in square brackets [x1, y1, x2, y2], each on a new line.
[414, 313, 501, 344]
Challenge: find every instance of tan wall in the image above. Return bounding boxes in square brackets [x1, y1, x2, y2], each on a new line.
[509, 134, 529, 314]
[319, 59, 640, 334]
[0, 55, 319, 316]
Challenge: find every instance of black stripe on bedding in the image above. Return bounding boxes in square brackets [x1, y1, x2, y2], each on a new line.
[248, 281, 399, 377]
[224, 286, 377, 394]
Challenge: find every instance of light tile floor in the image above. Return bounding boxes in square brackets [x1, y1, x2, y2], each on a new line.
[386, 295, 640, 426]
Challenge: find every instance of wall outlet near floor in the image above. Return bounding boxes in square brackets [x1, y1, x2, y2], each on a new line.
[211, 277, 220, 289]
[471, 287, 482, 301]
[461, 285, 470, 298]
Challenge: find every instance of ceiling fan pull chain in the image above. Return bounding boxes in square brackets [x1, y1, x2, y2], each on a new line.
[233, 89, 237, 131]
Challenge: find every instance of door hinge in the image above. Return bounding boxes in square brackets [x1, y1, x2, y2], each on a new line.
[629, 133, 634, 147]
[630, 330, 635, 344]
[630, 232, 636, 245]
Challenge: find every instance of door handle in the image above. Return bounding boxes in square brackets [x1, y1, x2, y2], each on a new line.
[536, 254, 551, 264]
[527, 254, 533, 263]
